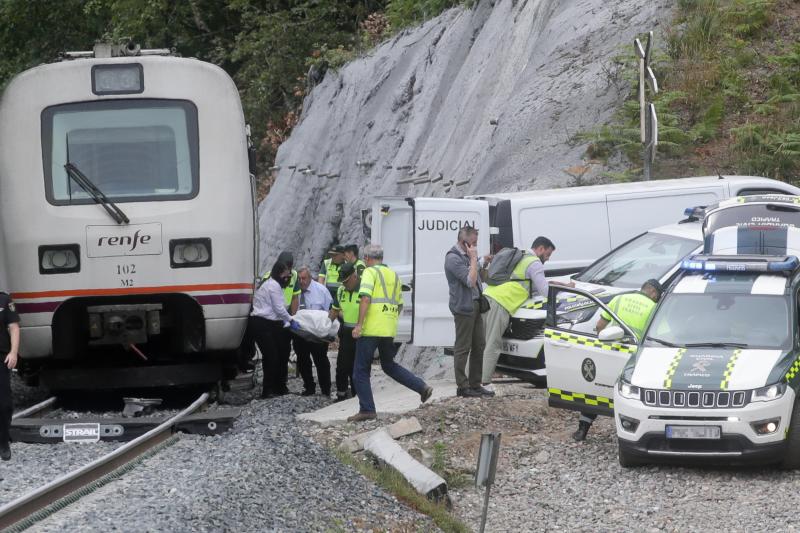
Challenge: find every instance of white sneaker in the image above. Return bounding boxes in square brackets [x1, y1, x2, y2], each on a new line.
[482, 383, 496, 394]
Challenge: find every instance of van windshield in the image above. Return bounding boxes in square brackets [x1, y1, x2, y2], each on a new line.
[41, 99, 199, 204]
[574, 232, 699, 288]
[646, 292, 791, 350]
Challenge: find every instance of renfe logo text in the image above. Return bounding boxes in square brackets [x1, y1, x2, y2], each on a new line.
[97, 230, 152, 251]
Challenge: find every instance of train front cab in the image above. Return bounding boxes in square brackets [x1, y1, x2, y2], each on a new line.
[0, 52, 256, 389]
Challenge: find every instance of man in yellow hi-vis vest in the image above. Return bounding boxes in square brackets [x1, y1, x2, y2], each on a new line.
[344, 244, 367, 277]
[348, 244, 433, 422]
[318, 244, 346, 302]
[482, 236, 573, 388]
[572, 278, 663, 442]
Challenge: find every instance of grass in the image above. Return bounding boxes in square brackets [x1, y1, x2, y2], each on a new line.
[581, 0, 800, 183]
[334, 448, 472, 533]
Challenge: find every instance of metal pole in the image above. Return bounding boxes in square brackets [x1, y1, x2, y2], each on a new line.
[639, 57, 646, 144]
[479, 483, 492, 533]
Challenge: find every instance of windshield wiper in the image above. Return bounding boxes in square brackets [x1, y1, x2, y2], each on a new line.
[683, 342, 749, 349]
[64, 162, 130, 225]
[645, 336, 684, 348]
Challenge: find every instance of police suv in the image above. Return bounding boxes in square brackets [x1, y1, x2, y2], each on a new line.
[545, 194, 800, 467]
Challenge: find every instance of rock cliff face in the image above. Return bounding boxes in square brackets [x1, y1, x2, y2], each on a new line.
[258, 0, 674, 272]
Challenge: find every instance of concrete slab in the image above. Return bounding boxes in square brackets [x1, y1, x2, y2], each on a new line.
[298, 376, 458, 423]
[339, 417, 423, 453]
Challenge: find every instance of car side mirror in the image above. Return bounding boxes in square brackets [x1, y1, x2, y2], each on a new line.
[599, 326, 625, 342]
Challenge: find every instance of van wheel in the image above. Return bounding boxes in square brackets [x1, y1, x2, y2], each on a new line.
[780, 396, 800, 469]
[618, 441, 645, 468]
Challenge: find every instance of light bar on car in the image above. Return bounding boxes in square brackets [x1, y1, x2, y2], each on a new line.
[683, 205, 708, 219]
[681, 255, 799, 273]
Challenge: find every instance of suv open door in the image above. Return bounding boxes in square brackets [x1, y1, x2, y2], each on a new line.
[372, 197, 489, 345]
[544, 286, 639, 417]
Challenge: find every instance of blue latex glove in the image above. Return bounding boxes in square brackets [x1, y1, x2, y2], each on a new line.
[289, 320, 301, 331]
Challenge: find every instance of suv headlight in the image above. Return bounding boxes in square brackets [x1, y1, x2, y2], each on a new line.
[751, 382, 787, 402]
[617, 380, 641, 401]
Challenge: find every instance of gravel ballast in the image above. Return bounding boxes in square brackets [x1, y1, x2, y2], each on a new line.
[15, 375, 433, 532]
[309, 381, 800, 532]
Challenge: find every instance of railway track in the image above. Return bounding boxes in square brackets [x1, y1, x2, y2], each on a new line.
[0, 392, 210, 531]
[10, 396, 58, 421]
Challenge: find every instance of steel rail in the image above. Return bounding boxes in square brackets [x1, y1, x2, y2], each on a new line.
[11, 397, 58, 420]
[0, 392, 209, 530]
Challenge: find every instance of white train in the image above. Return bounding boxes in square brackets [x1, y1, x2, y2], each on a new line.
[0, 44, 256, 389]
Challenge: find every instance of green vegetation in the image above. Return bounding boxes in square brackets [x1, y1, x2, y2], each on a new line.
[582, 0, 800, 183]
[334, 448, 472, 533]
[0, 0, 472, 190]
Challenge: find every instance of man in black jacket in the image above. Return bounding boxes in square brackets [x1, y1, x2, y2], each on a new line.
[0, 291, 20, 461]
[444, 227, 493, 398]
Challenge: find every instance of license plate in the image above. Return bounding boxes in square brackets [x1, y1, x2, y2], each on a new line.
[63, 423, 101, 443]
[665, 425, 721, 440]
[502, 342, 518, 353]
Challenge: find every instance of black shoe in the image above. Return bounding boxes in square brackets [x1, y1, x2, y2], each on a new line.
[472, 386, 495, 397]
[334, 393, 348, 403]
[572, 421, 591, 442]
[301, 389, 315, 396]
[1, 443, 11, 461]
[239, 362, 255, 373]
[420, 386, 433, 403]
[260, 391, 276, 399]
[456, 387, 481, 398]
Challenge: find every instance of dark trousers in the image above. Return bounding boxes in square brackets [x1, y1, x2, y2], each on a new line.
[336, 326, 356, 396]
[248, 316, 284, 396]
[0, 357, 13, 446]
[354, 337, 426, 414]
[275, 327, 293, 393]
[238, 320, 257, 369]
[294, 336, 331, 394]
[452, 302, 485, 389]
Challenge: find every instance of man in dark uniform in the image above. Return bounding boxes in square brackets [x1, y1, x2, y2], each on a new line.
[330, 262, 359, 402]
[0, 291, 20, 461]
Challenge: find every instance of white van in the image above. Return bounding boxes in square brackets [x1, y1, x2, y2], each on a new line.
[372, 176, 800, 349]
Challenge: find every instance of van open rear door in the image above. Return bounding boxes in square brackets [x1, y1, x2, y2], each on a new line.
[372, 197, 489, 346]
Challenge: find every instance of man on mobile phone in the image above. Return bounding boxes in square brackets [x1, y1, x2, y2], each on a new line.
[444, 227, 493, 398]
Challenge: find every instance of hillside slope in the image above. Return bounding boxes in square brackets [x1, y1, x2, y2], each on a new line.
[258, 0, 674, 270]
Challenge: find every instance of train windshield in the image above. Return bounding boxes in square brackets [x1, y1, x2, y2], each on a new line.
[42, 99, 199, 204]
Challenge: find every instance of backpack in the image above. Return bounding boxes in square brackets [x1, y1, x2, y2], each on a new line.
[486, 247, 527, 286]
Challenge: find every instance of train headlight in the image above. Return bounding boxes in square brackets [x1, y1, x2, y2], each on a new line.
[39, 244, 80, 274]
[170, 238, 212, 268]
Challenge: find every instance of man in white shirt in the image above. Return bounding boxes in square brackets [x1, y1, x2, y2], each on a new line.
[294, 266, 334, 397]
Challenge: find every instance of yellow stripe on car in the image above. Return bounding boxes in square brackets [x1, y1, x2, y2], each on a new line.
[785, 353, 800, 381]
[719, 349, 742, 390]
[548, 388, 614, 409]
[544, 328, 635, 354]
[663, 348, 687, 389]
